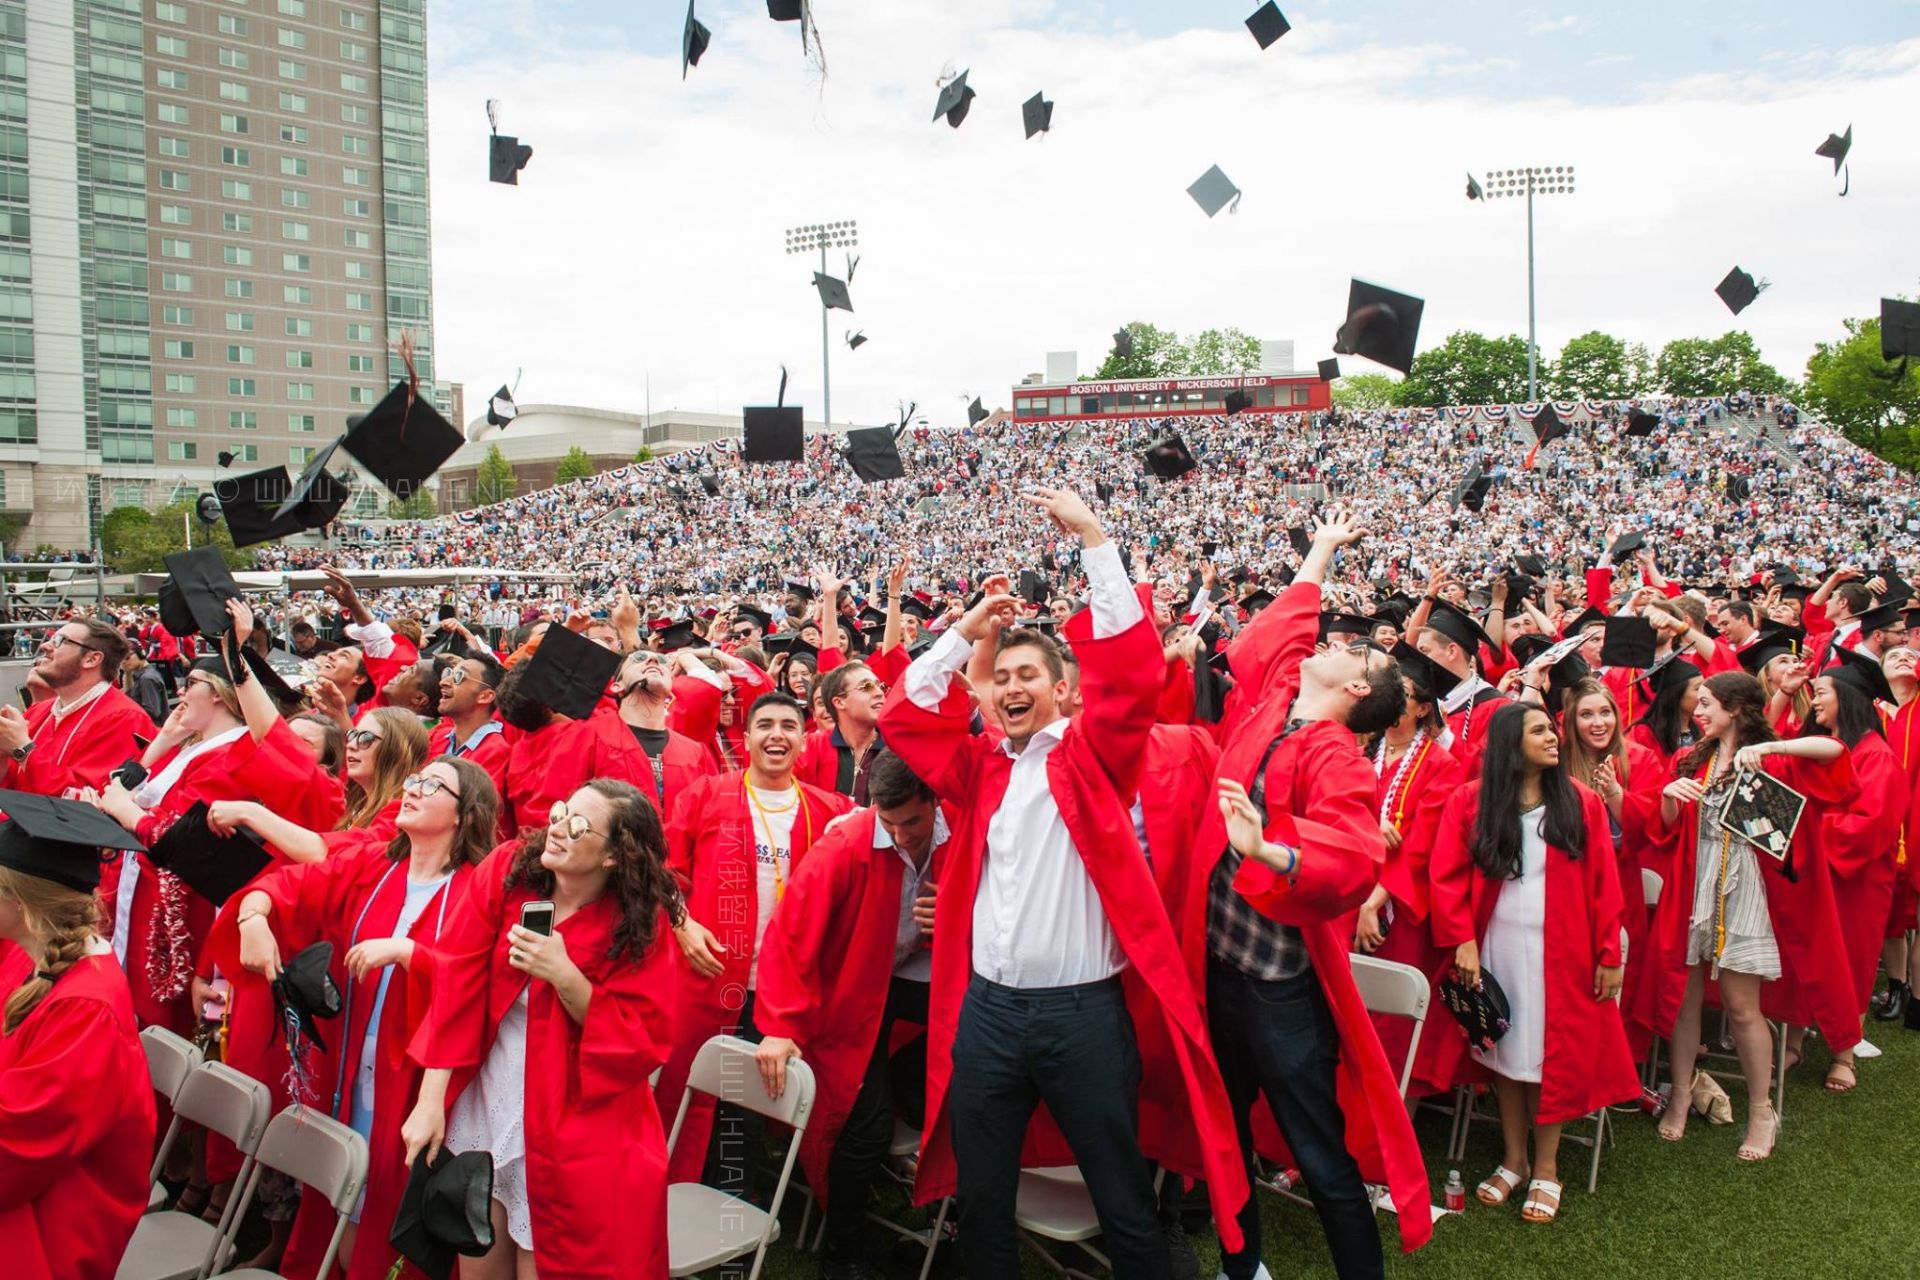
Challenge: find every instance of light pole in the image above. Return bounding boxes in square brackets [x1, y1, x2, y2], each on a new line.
[784, 220, 858, 427]
[1477, 166, 1574, 402]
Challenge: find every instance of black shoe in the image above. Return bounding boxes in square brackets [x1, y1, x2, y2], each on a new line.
[1873, 980, 1911, 1023]
[1166, 1218, 1199, 1280]
[1905, 997, 1920, 1033]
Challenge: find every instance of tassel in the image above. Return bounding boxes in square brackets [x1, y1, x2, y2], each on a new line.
[1524, 442, 1540, 471]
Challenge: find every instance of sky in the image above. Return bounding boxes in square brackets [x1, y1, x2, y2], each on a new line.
[423, 1, 1920, 428]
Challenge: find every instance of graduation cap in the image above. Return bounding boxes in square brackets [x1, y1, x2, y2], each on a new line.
[784, 577, 817, 604]
[1515, 631, 1587, 675]
[1528, 404, 1568, 453]
[487, 134, 532, 185]
[844, 427, 905, 483]
[899, 592, 935, 622]
[812, 272, 853, 313]
[967, 397, 989, 427]
[1599, 615, 1658, 669]
[1736, 625, 1806, 677]
[486, 386, 517, 429]
[742, 407, 804, 462]
[1715, 267, 1767, 316]
[845, 330, 867, 350]
[1390, 642, 1459, 699]
[856, 606, 889, 633]
[1319, 611, 1377, 642]
[1023, 91, 1053, 139]
[1828, 644, 1895, 706]
[238, 643, 304, 709]
[390, 1149, 495, 1280]
[1637, 652, 1699, 699]
[1515, 554, 1547, 577]
[1241, 587, 1276, 615]
[0, 790, 145, 893]
[1244, 1, 1290, 48]
[1815, 124, 1851, 174]
[696, 471, 720, 497]
[1855, 599, 1909, 636]
[146, 799, 272, 905]
[342, 381, 463, 499]
[216, 450, 237, 468]
[1187, 164, 1241, 217]
[1286, 525, 1312, 558]
[1881, 298, 1920, 380]
[767, 0, 802, 19]
[1333, 279, 1424, 375]
[682, 0, 711, 78]
[1113, 328, 1134, 359]
[1224, 389, 1253, 416]
[1466, 172, 1484, 201]
[933, 70, 974, 128]
[762, 632, 818, 663]
[1450, 452, 1489, 512]
[272, 940, 342, 1059]
[1626, 408, 1661, 437]
[215, 466, 304, 548]
[1567, 605, 1609, 635]
[1424, 599, 1492, 655]
[1318, 358, 1340, 381]
[270, 439, 353, 531]
[1876, 566, 1914, 606]
[516, 623, 623, 721]
[1608, 528, 1646, 560]
[1018, 569, 1050, 606]
[655, 619, 701, 653]
[732, 603, 773, 633]
[1144, 432, 1198, 481]
[162, 546, 242, 638]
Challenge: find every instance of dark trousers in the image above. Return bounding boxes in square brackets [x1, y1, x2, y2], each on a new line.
[1208, 958, 1383, 1280]
[949, 974, 1169, 1279]
[823, 975, 930, 1260]
[704, 992, 766, 1200]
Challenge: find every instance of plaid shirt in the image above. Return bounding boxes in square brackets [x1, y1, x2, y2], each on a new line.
[1207, 721, 1312, 980]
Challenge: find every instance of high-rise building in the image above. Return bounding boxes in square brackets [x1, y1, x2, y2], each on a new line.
[2, 0, 436, 549]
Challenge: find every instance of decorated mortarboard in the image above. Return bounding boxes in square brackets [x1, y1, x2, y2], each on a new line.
[1599, 616, 1658, 669]
[391, 1148, 495, 1280]
[844, 427, 905, 483]
[1318, 358, 1340, 381]
[1626, 408, 1661, 437]
[1187, 165, 1241, 218]
[271, 939, 342, 1113]
[1334, 279, 1424, 375]
[342, 381, 463, 499]
[146, 799, 272, 905]
[812, 272, 853, 312]
[486, 386, 518, 429]
[1022, 91, 1053, 139]
[0, 789, 145, 893]
[487, 133, 532, 185]
[1715, 266, 1767, 316]
[516, 624, 623, 721]
[1424, 599, 1493, 655]
[216, 465, 305, 548]
[1245, 1, 1291, 47]
[1389, 641, 1459, 699]
[1144, 432, 1198, 481]
[933, 70, 975, 128]
[162, 546, 242, 639]
[682, 0, 711, 78]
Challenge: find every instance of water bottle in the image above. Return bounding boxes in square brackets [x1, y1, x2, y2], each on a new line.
[1443, 1169, 1466, 1214]
[1270, 1166, 1302, 1191]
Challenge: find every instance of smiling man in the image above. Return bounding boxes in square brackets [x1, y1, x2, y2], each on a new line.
[0, 618, 155, 798]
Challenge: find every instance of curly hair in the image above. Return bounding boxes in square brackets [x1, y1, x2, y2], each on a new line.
[504, 779, 684, 962]
[1675, 672, 1776, 778]
[0, 867, 99, 1033]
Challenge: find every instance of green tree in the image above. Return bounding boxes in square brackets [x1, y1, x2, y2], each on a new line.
[1393, 331, 1537, 407]
[1657, 331, 1793, 398]
[1331, 372, 1399, 411]
[1183, 327, 1263, 376]
[99, 500, 250, 574]
[1802, 314, 1920, 470]
[474, 444, 516, 507]
[554, 445, 596, 485]
[632, 445, 655, 463]
[1089, 322, 1183, 380]
[1550, 330, 1633, 398]
[387, 489, 437, 519]
[1625, 342, 1657, 396]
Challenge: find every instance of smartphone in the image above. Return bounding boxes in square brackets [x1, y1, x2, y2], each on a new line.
[519, 900, 555, 937]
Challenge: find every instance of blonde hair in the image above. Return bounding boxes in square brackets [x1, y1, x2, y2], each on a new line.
[0, 866, 99, 1033]
[1755, 655, 1813, 727]
[340, 707, 429, 830]
[1559, 678, 1630, 789]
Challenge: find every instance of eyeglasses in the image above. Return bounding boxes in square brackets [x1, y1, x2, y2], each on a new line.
[443, 666, 474, 686]
[44, 634, 101, 655]
[345, 728, 383, 748]
[547, 801, 600, 840]
[185, 672, 221, 690]
[402, 773, 460, 799]
[730, 628, 755, 640]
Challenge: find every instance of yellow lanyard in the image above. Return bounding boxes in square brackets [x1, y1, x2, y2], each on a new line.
[1704, 753, 1735, 965]
[1387, 738, 1432, 832]
[744, 779, 807, 903]
[1899, 708, 1915, 868]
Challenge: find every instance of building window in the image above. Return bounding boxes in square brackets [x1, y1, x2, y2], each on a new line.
[219, 113, 248, 133]
[341, 167, 369, 187]
[222, 245, 252, 265]
[165, 407, 196, 428]
[342, 229, 372, 249]
[167, 441, 198, 461]
[340, 135, 369, 156]
[158, 169, 190, 191]
[345, 292, 372, 311]
[217, 47, 248, 69]
[230, 444, 258, 461]
[280, 124, 307, 144]
[160, 272, 191, 291]
[342, 198, 370, 217]
[278, 0, 307, 15]
[278, 59, 307, 81]
[157, 136, 189, 157]
[340, 8, 368, 29]
[224, 312, 255, 331]
[344, 261, 371, 279]
[286, 382, 315, 401]
[289, 445, 314, 465]
[227, 379, 255, 397]
[226, 344, 255, 364]
[288, 413, 315, 432]
[340, 40, 368, 62]
[281, 220, 310, 241]
[217, 13, 247, 35]
[282, 253, 310, 273]
[156, 69, 188, 90]
[223, 278, 253, 298]
[280, 92, 307, 113]
[157, 103, 189, 124]
[283, 285, 312, 304]
[340, 103, 369, 124]
[278, 28, 307, 49]
[154, 35, 187, 56]
[218, 80, 249, 102]
[164, 340, 195, 358]
[280, 156, 308, 177]
[286, 350, 313, 369]
[222, 213, 252, 232]
[346, 354, 375, 373]
[220, 146, 250, 167]
[340, 73, 369, 93]
[219, 179, 251, 199]
[165, 374, 196, 393]
[347, 384, 377, 405]
[346, 323, 374, 341]
[156, 2, 187, 22]
[285, 317, 313, 337]
[159, 237, 192, 259]
[281, 188, 310, 208]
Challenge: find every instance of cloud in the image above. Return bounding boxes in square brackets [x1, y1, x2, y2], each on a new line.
[424, 5, 1920, 426]
[1524, 13, 1585, 34]
[1585, 52, 1635, 67]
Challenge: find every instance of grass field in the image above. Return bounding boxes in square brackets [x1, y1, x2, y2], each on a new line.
[744, 1018, 1920, 1279]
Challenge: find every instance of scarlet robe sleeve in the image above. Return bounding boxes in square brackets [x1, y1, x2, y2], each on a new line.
[815, 647, 846, 676]
[207, 836, 382, 975]
[1581, 788, 1627, 969]
[664, 779, 708, 896]
[730, 663, 775, 709]
[1619, 744, 1665, 845]
[667, 674, 723, 747]
[877, 677, 990, 805]
[752, 828, 861, 1045]
[1062, 590, 1161, 799]
[361, 630, 422, 710]
[411, 848, 510, 1071]
[868, 646, 909, 688]
[2, 694, 155, 796]
[1822, 739, 1904, 878]
[1426, 784, 1480, 950]
[0, 997, 138, 1210]
[570, 916, 676, 1105]
[1380, 748, 1460, 924]
[1227, 580, 1320, 702]
[1584, 566, 1614, 612]
[1801, 598, 1833, 638]
[1232, 725, 1392, 924]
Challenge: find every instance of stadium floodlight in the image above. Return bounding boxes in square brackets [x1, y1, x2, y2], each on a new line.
[786, 220, 860, 428]
[1474, 165, 1575, 401]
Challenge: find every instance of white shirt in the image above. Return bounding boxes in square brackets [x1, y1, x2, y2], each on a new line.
[903, 540, 1142, 989]
[345, 619, 397, 660]
[746, 783, 800, 990]
[113, 724, 249, 966]
[875, 810, 948, 981]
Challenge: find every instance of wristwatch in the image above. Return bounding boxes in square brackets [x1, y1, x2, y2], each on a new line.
[9, 740, 31, 763]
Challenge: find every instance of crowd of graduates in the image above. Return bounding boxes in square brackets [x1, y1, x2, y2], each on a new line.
[2, 395, 1919, 1280]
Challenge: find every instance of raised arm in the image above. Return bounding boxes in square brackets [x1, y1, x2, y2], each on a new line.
[223, 600, 278, 745]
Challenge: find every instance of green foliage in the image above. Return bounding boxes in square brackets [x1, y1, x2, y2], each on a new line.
[1549, 330, 1645, 398]
[0, 511, 26, 555]
[99, 501, 251, 574]
[554, 444, 597, 485]
[1183, 327, 1264, 376]
[1802, 314, 1920, 470]
[1393, 331, 1537, 407]
[1656, 331, 1793, 399]
[1089, 323, 1262, 380]
[1331, 372, 1399, 411]
[386, 489, 437, 520]
[474, 444, 516, 507]
[632, 444, 655, 463]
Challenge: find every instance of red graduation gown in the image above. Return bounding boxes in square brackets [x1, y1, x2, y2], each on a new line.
[1175, 579, 1432, 1253]
[880, 597, 1252, 1250]
[1614, 741, 1668, 1056]
[410, 846, 676, 1280]
[1429, 783, 1641, 1124]
[0, 684, 156, 798]
[429, 717, 511, 775]
[209, 835, 471, 1280]
[1640, 749, 1861, 1051]
[0, 940, 27, 995]
[1821, 733, 1907, 1011]
[0, 954, 156, 1280]
[658, 772, 849, 1183]
[488, 715, 655, 842]
[587, 704, 718, 819]
[1887, 701, 1920, 933]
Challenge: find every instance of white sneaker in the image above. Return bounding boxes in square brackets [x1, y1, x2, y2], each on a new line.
[1214, 1267, 1273, 1280]
[1855, 1037, 1882, 1060]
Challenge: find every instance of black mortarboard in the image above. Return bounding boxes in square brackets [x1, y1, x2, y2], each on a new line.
[488, 134, 532, 185]
[272, 439, 353, 530]
[1224, 389, 1253, 416]
[767, 0, 802, 19]
[899, 593, 935, 622]
[1244, 1, 1290, 48]
[1449, 452, 1487, 511]
[682, 0, 711, 78]
[517, 624, 622, 721]
[655, 619, 700, 653]
[145, 799, 272, 905]
[391, 1149, 495, 1280]
[1113, 327, 1134, 358]
[1530, 404, 1568, 447]
[486, 386, 517, 429]
[1241, 587, 1276, 615]
[812, 272, 853, 312]
[1187, 164, 1241, 218]
[1814, 125, 1851, 175]
[967, 397, 989, 427]
[1638, 652, 1698, 699]
[1022, 91, 1053, 139]
[1144, 433, 1197, 481]
[1855, 599, 1909, 635]
[857, 606, 888, 632]
[342, 382, 462, 499]
[1466, 172, 1484, 201]
[1319, 611, 1377, 642]
[742, 406, 804, 463]
[1287, 526, 1312, 558]
[933, 71, 974, 128]
[845, 330, 867, 350]
[762, 632, 818, 662]
[0, 790, 144, 893]
[844, 427, 905, 483]
[1424, 600, 1492, 655]
[272, 940, 341, 1055]
[163, 546, 241, 638]
[1334, 279, 1424, 375]
[1627, 408, 1660, 437]
[1608, 529, 1645, 559]
[1779, 583, 1813, 602]
[1715, 267, 1765, 316]
[1828, 644, 1895, 706]
[697, 471, 720, 497]
[216, 466, 304, 548]
[1567, 605, 1608, 635]
[784, 577, 816, 603]
[1736, 626, 1806, 677]
[1876, 567, 1913, 605]
[1318, 358, 1340, 381]
[1018, 569, 1050, 606]
[732, 603, 773, 633]
[238, 644, 303, 709]
[1882, 298, 1920, 362]
[216, 451, 236, 468]
[1390, 641, 1459, 699]
[1599, 616, 1658, 669]
[1515, 555, 1547, 577]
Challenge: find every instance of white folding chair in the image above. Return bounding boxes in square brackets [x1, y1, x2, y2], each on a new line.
[218, 1106, 370, 1279]
[1640, 868, 1665, 1087]
[140, 1027, 204, 1214]
[1015, 1165, 1165, 1278]
[664, 1035, 815, 1280]
[114, 1063, 271, 1280]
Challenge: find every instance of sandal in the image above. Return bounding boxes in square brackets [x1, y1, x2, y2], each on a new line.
[1475, 1164, 1527, 1206]
[1520, 1179, 1563, 1223]
[173, 1182, 211, 1217]
[1824, 1059, 1857, 1093]
[1657, 1102, 1689, 1142]
[1737, 1105, 1781, 1162]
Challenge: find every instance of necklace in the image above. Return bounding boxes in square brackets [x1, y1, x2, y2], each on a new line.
[1376, 730, 1430, 829]
[744, 779, 808, 903]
